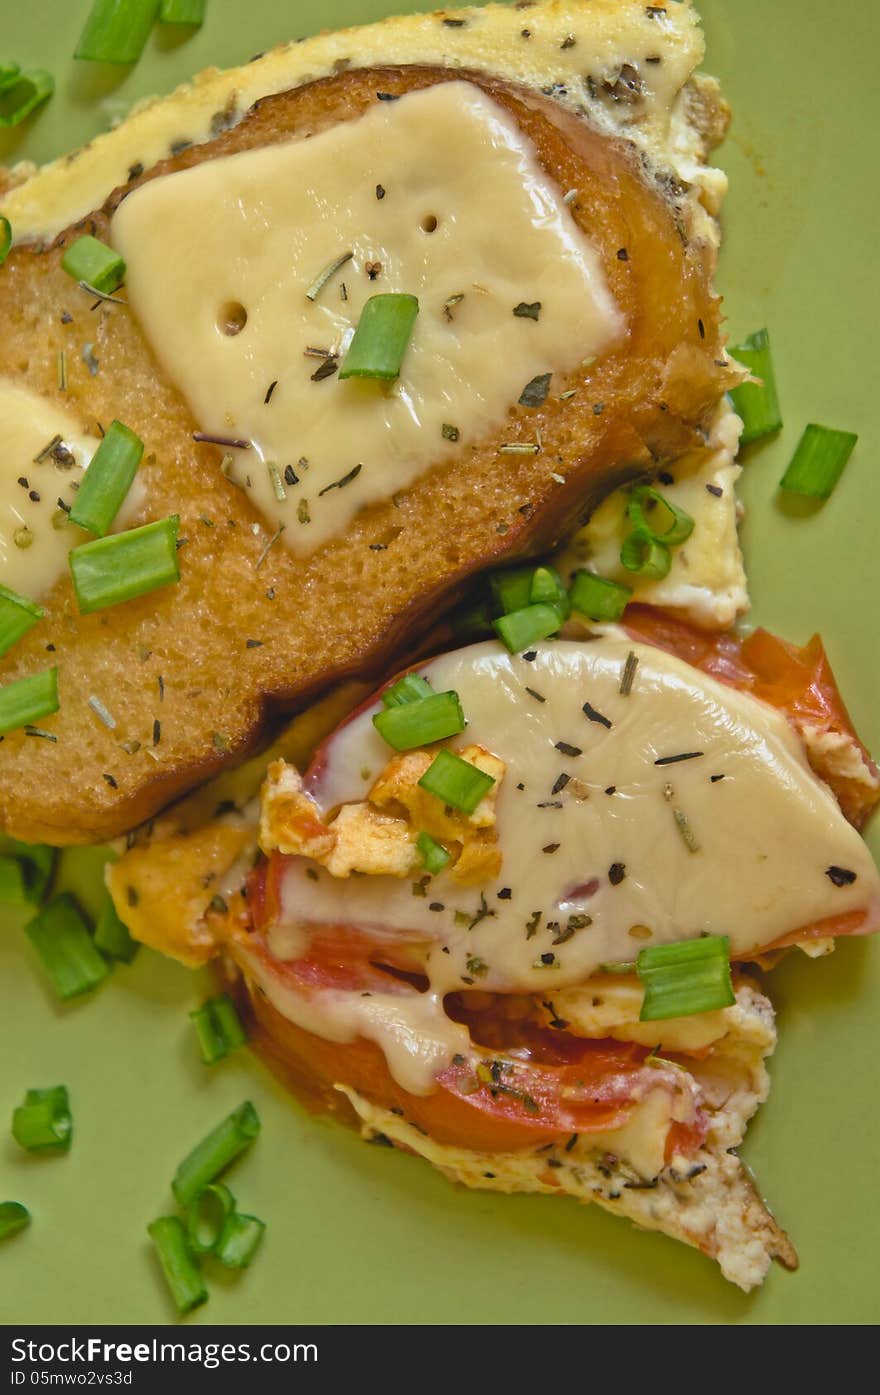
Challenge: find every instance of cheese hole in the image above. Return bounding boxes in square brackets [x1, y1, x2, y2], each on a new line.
[420, 213, 439, 233]
[217, 301, 248, 337]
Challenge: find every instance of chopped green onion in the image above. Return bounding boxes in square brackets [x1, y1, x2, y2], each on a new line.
[620, 531, 671, 580]
[627, 486, 694, 546]
[569, 569, 632, 622]
[69, 421, 143, 537]
[186, 1183, 235, 1255]
[0, 838, 55, 904]
[93, 891, 138, 963]
[418, 748, 495, 815]
[160, 0, 205, 24]
[0, 668, 59, 735]
[25, 894, 108, 1000]
[0, 70, 54, 128]
[779, 423, 858, 500]
[381, 673, 432, 708]
[146, 1216, 207, 1315]
[529, 565, 571, 617]
[373, 690, 465, 751]
[70, 516, 180, 614]
[171, 1101, 261, 1208]
[75, 0, 161, 65]
[60, 234, 126, 294]
[12, 1085, 72, 1153]
[728, 328, 782, 445]
[0, 856, 27, 904]
[490, 567, 535, 616]
[0, 583, 43, 658]
[0, 216, 11, 267]
[0, 1202, 31, 1242]
[637, 935, 734, 1021]
[190, 993, 247, 1065]
[417, 831, 450, 875]
[339, 294, 419, 381]
[0, 65, 21, 88]
[215, 1211, 265, 1269]
[493, 602, 562, 653]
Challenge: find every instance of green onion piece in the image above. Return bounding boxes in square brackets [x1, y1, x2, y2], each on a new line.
[93, 891, 138, 963]
[620, 531, 671, 580]
[638, 935, 735, 1022]
[627, 486, 694, 546]
[569, 569, 632, 622]
[381, 673, 432, 708]
[529, 565, 571, 617]
[417, 831, 450, 875]
[171, 1101, 261, 1208]
[186, 1182, 235, 1255]
[60, 234, 126, 294]
[779, 423, 858, 500]
[490, 567, 535, 616]
[25, 894, 108, 1000]
[0, 856, 27, 904]
[418, 748, 495, 815]
[339, 294, 419, 381]
[0, 583, 43, 659]
[69, 421, 143, 537]
[728, 328, 782, 446]
[373, 690, 465, 751]
[215, 1211, 266, 1269]
[0, 668, 59, 735]
[75, 0, 161, 64]
[160, 0, 205, 24]
[70, 516, 179, 615]
[190, 993, 247, 1065]
[493, 602, 563, 653]
[12, 1085, 72, 1153]
[0, 71, 54, 128]
[0, 837, 55, 904]
[0, 1202, 31, 1242]
[0, 65, 22, 89]
[146, 1216, 207, 1315]
[0, 216, 11, 267]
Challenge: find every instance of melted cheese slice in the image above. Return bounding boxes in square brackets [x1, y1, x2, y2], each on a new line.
[111, 81, 621, 552]
[0, 379, 142, 599]
[288, 637, 880, 993]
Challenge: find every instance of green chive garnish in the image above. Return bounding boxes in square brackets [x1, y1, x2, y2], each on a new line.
[490, 567, 535, 616]
[637, 935, 734, 1021]
[373, 691, 465, 751]
[381, 673, 432, 707]
[0, 69, 54, 128]
[0, 584, 43, 658]
[171, 1101, 261, 1208]
[70, 516, 180, 614]
[779, 423, 858, 500]
[75, 0, 161, 65]
[619, 531, 671, 580]
[12, 1085, 72, 1153]
[529, 565, 570, 616]
[0, 1202, 31, 1242]
[61, 234, 126, 294]
[417, 831, 450, 875]
[69, 420, 143, 537]
[0, 838, 55, 904]
[569, 569, 632, 622]
[186, 1183, 235, 1255]
[190, 993, 247, 1065]
[160, 0, 205, 24]
[418, 749, 495, 815]
[215, 1211, 265, 1269]
[0, 668, 59, 735]
[493, 602, 562, 653]
[339, 294, 419, 381]
[93, 891, 139, 963]
[25, 894, 109, 1000]
[0, 216, 11, 267]
[147, 1216, 208, 1315]
[729, 328, 782, 446]
[627, 486, 694, 546]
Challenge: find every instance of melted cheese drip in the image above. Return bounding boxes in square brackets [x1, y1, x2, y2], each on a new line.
[0, 379, 142, 598]
[111, 81, 621, 552]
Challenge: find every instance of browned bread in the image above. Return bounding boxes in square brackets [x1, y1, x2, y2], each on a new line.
[0, 63, 736, 844]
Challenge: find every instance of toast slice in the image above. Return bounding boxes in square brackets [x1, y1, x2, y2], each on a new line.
[0, 1, 739, 843]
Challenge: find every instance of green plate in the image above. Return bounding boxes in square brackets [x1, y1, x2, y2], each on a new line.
[2, 0, 878, 1325]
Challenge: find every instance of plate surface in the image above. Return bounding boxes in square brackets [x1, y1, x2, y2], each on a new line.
[2, 0, 878, 1325]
